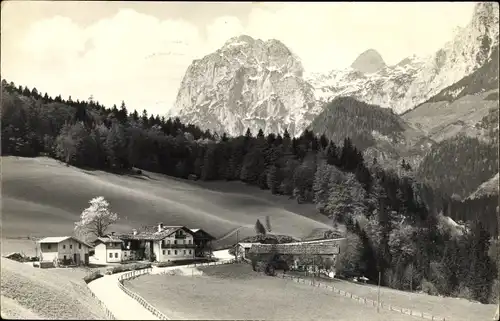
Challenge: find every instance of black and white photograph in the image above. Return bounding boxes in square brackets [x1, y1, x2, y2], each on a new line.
[1, 1, 499, 320]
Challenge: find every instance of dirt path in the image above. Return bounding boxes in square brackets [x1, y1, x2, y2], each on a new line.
[87, 272, 158, 320]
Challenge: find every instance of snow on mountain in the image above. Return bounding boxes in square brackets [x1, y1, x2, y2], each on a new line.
[307, 2, 499, 115]
[169, 35, 318, 137]
[170, 3, 498, 137]
[306, 55, 425, 114]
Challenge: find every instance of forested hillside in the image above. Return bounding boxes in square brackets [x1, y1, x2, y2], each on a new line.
[1, 79, 497, 304]
[417, 134, 498, 198]
[308, 97, 407, 151]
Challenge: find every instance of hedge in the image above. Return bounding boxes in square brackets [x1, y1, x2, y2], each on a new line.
[155, 258, 216, 268]
[105, 262, 152, 275]
[84, 271, 103, 283]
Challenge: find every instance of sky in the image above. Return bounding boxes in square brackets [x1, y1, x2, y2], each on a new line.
[1, 1, 477, 117]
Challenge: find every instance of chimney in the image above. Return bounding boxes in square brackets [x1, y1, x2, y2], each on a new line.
[132, 229, 137, 236]
[158, 223, 164, 232]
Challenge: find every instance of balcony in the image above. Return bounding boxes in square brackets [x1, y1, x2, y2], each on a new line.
[162, 243, 195, 249]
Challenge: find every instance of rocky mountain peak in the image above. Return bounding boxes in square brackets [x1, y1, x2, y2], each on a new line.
[170, 36, 317, 137]
[350, 49, 387, 74]
[472, 2, 500, 28]
[222, 35, 256, 48]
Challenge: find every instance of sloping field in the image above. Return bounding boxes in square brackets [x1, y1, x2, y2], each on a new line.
[288, 272, 496, 321]
[1, 295, 43, 319]
[403, 90, 499, 143]
[0, 258, 107, 319]
[1, 156, 331, 249]
[125, 263, 417, 321]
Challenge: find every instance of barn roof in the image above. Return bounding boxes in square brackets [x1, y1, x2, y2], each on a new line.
[248, 240, 342, 255]
[237, 243, 256, 248]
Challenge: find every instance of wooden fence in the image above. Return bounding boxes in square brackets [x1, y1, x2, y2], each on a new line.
[117, 259, 236, 320]
[279, 274, 449, 321]
[117, 268, 169, 320]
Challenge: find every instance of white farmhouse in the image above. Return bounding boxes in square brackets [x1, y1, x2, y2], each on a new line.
[119, 224, 197, 262]
[92, 233, 124, 264]
[37, 236, 92, 267]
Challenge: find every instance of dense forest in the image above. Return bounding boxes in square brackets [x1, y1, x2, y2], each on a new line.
[418, 134, 498, 198]
[1, 79, 498, 304]
[307, 97, 406, 151]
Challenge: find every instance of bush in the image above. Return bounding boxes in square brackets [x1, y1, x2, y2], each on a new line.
[454, 283, 474, 301]
[419, 279, 439, 296]
[490, 279, 500, 304]
[156, 262, 172, 268]
[84, 271, 103, 284]
[105, 262, 152, 275]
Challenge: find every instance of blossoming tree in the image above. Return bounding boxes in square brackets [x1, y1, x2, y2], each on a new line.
[74, 196, 119, 238]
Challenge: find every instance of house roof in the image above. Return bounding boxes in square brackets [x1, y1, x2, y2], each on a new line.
[248, 240, 342, 255]
[38, 236, 71, 243]
[190, 228, 216, 240]
[93, 235, 123, 244]
[37, 236, 93, 248]
[118, 225, 194, 241]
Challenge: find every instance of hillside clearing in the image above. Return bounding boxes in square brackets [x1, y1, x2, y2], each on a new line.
[125, 263, 417, 321]
[287, 272, 496, 321]
[402, 90, 499, 143]
[0, 258, 107, 319]
[1, 156, 331, 250]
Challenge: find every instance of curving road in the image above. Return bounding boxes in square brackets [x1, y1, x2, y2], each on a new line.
[87, 271, 157, 320]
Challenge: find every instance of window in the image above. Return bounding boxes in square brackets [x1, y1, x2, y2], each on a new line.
[183, 250, 186, 255]
[162, 250, 165, 255]
[78, 244, 82, 249]
[109, 253, 113, 258]
[69, 244, 72, 249]
[189, 250, 192, 255]
[188, 240, 192, 244]
[48, 244, 51, 250]
[174, 240, 177, 244]
[167, 240, 171, 244]
[174, 250, 177, 255]
[64, 255, 67, 260]
[115, 253, 118, 258]
[168, 250, 171, 255]
[63, 245, 66, 249]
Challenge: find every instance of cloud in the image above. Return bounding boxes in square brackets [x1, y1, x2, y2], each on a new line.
[242, 2, 476, 72]
[8, 8, 204, 115]
[4, 3, 476, 117]
[205, 16, 245, 52]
